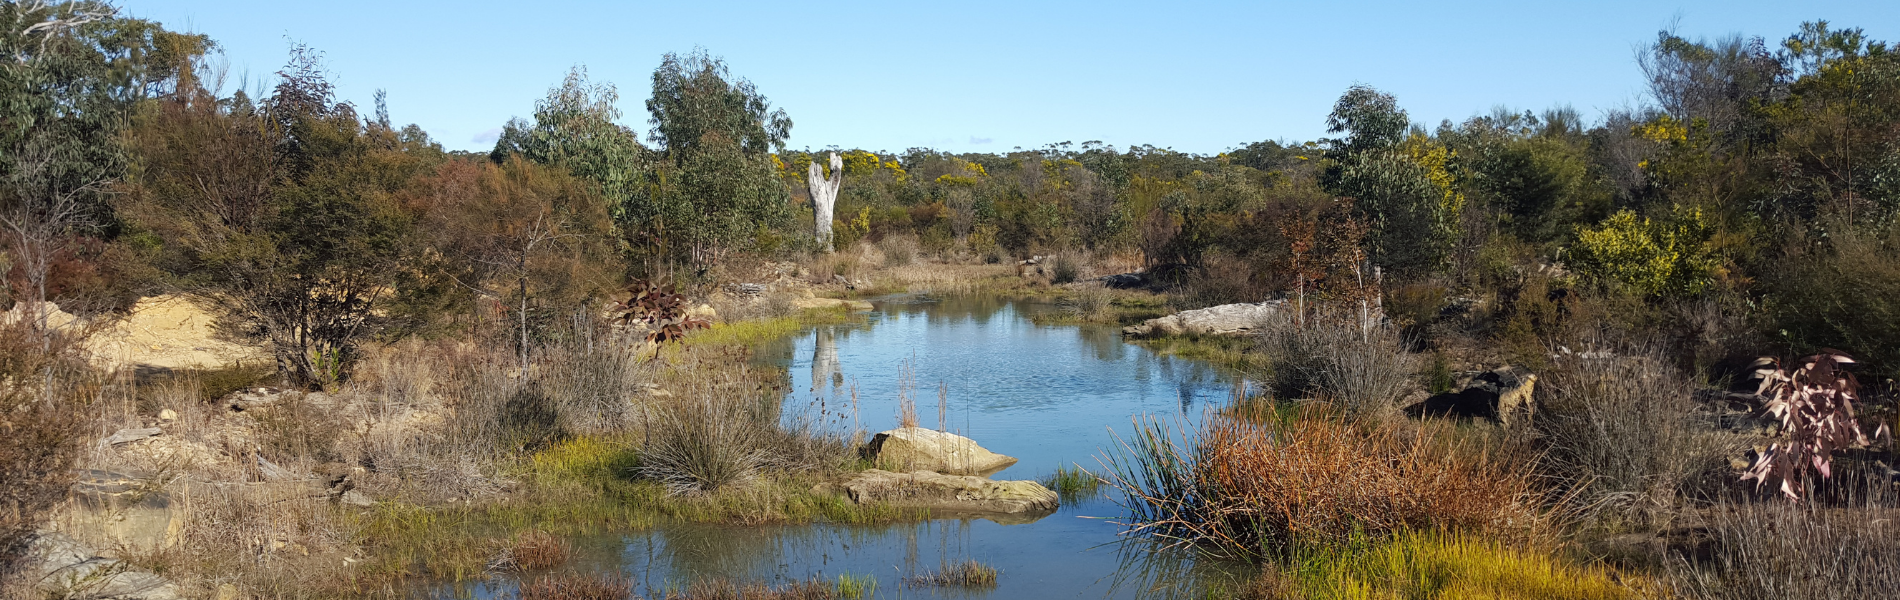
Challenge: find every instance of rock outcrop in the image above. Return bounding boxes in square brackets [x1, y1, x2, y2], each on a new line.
[860, 427, 1017, 476]
[68, 470, 183, 553]
[825, 469, 1058, 521]
[1121, 301, 1285, 337]
[1406, 366, 1538, 424]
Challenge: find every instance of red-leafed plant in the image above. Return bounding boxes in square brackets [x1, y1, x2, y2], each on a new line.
[610, 280, 709, 344]
[1742, 352, 1889, 501]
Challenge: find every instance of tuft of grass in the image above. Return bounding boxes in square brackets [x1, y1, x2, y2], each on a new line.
[685, 307, 856, 348]
[1051, 253, 1081, 284]
[1256, 313, 1418, 419]
[1041, 464, 1103, 503]
[663, 577, 839, 599]
[907, 560, 999, 588]
[517, 572, 633, 600]
[833, 573, 877, 599]
[1666, 498, 1900, 600]
[1266, 531, 1649, 600]
[507, 530, 570, 571]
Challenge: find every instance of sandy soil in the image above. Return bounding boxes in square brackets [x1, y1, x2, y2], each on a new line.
[85, 295, 271, 372]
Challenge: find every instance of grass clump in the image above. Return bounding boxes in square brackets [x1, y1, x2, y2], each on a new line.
[832, 574, 876, 599]
[1042, 464, 1103, 503]
[497, 530, 570, 571]
[639, 398, 769, 495]
[1666, 497, 1900, 599]
[906, 560, 999, 588]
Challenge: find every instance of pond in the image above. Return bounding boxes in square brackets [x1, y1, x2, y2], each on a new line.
[449, 295, 1255, 599]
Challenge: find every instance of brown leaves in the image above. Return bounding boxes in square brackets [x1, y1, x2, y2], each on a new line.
[1741, 352, 1881, 501]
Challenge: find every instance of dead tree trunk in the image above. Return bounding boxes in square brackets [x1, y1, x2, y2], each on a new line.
[807, 152, 843, 252]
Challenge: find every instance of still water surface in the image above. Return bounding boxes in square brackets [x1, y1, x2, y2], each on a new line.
[447, 295, 1252, 599]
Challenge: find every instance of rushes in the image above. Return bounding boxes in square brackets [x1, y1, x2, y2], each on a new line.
[1269, 531, 1647, 600]
[1666, 498, 1900, 600]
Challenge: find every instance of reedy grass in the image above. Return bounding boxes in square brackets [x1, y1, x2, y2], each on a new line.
[1042, 464, 1105, 503]
[832, 573, 876, 599]
[906, 560, 999, 588]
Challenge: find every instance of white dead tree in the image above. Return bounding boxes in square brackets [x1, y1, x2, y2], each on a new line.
[807, 152, 842, 252]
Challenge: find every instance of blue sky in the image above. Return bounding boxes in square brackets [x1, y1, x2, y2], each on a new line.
[120, 1, 1897, 155]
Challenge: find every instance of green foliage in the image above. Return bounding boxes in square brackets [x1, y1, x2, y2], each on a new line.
[1320, 86, 1460, 277]
[1569, 207, 1719, 297]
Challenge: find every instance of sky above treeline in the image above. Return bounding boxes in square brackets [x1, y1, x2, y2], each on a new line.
[123, 0, 1897, 156]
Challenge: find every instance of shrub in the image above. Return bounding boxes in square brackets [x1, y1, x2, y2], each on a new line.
[1099, 409, 1537, 559]
[1536, 343, 1722, 526]
[1059, 286, 1114, 322]
[1741, 352, 1881, 501]
[876, 236, 915, 268]
[0, 325, 93, 584]
[1257, 314, 1419, 419]
[1051, 253, 1080, 284]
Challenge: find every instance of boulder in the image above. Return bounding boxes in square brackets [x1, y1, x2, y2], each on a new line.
[101, 428, 162, 447]
[826, 469, 1058, 520]
[1407, 366, 1537, 424]
[860, 427, 1017, 476]
[1098, 272, 1145, 289]
[28, 532, 182, 600]
[1121, 301, 1285, 338]
[68, 470, 183, 553]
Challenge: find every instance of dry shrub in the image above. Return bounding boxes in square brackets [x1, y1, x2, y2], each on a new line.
[517, 573, 633, 600]
[1180, 251, 1269, 309]
[1100, 408, 1537, 559]
[1667, 499, 1900, 599]
[876, 235, 916, 268]
[0, 325, 94, 584]
[1257, 313, 1418, 419]
[164, 481, 353, 595]
[1537, 343, 1724, 527]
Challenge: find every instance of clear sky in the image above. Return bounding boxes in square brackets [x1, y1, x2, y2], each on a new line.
[119, 1, 1897, 156]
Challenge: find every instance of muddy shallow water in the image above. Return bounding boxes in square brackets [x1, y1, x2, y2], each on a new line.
[438, 295, 1255, 599]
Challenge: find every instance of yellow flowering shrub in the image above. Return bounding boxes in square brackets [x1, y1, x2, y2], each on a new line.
[1570, 207, 1719, 297]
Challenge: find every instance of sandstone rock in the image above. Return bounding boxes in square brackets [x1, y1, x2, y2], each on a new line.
[338, 490, 375, 507]
[860, 427, 1017, 476]
[1121, 301, 1285, 338]
[68, 470, 183, 553]
[157, 409, 177, 422]
[29, 532, 183, 600]
[826, 469, 1058, 519]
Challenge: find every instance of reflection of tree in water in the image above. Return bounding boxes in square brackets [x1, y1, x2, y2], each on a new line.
[811, 327, 841, 394]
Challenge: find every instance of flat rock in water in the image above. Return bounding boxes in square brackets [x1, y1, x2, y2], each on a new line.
[860, 427, 1017, 476]
[827, 469, 1058, 520]
[28, 532, 182, 600]
[1122, 301, 1284, 337]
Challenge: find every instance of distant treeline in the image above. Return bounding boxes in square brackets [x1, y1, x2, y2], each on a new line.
[3, 2, 1898, 380]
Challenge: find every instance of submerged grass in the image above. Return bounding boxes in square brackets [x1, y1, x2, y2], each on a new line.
[1132, 333, 1270, 374]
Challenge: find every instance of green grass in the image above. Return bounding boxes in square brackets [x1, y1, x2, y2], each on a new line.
[1262, 531, 1651, 600]
[1132, 333, 1270, 373]
[685, 306, 859, 348]
[834, 573, 878, 599]
[907, 560, 999, 588]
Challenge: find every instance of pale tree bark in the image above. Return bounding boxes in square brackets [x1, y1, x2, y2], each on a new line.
[807, 152, 842, 252]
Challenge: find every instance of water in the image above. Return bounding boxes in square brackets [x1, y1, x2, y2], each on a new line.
[447, 295, 1252, 599]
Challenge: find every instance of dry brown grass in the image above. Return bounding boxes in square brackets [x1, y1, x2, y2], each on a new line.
[1257, 313, 1419, 419]
[1667, 498, 1900, 599]
[1101, 406, 1541, 559]
[518, 572, 634, 600]
[905, 560, 999, 588]
[660, 577, 838, 600]
[506, 530, 571, 571]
